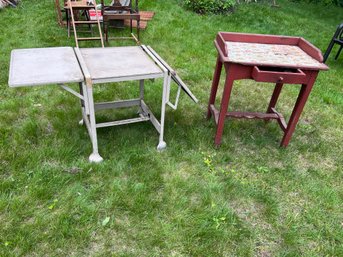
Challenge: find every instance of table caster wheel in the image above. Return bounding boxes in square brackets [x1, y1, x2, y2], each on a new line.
[157, 141, 167, 151]
[89, 153, 103, 163]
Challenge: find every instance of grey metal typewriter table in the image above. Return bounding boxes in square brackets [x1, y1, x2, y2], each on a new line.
[9, 46, 197, 162]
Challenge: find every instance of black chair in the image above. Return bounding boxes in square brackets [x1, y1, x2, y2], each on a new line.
[323, 23, 343, 63]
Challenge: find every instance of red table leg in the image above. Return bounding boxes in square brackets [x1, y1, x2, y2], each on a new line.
[207, 56, 223, 119]
[267, 82, 284, 113]
[281, 71, 318, 147]
[214, 64, 236, 146]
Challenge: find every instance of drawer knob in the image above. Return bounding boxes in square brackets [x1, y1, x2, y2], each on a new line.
[278, 77, 284, 83]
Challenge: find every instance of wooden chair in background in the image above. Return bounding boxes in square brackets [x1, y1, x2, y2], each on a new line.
[65, 0, 104, 47]
[100, 0, 140, 43]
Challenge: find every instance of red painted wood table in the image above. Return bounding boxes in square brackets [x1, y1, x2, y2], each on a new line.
[207, 32, 328, 147]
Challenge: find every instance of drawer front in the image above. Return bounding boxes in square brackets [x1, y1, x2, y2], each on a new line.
[252, 66, 308, 84]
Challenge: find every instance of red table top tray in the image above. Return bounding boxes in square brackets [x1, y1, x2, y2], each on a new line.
[215, 32, 328, 71]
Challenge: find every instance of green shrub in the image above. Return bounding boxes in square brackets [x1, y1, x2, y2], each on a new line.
[183, 0, 236, 14]
[291, 0, 343, 6]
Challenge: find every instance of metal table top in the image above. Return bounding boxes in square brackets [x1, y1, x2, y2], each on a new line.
[9, 47, 84, 87]
[79, 47, 164, 83]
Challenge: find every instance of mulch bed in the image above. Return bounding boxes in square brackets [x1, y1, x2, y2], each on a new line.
[123, 11, 155, 29]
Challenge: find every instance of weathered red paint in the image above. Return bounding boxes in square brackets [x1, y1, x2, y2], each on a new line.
[208, 32, 328, 147]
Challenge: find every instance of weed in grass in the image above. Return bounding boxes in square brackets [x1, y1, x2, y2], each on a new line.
[47, 199, 59, 210]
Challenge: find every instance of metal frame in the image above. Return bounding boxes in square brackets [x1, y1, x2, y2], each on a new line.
[9, 46, 197, 163]
[143, 45, 198, 109]
[73, 46, 173, 162]
[74, 45, 198, 161]
[323, 23, 343, 63]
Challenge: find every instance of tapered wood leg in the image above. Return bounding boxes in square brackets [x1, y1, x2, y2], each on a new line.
[267, 82, 284, 113]
[281, 71, 318, 147]
[207, 56, 223, 119]
[130, 19, 133, 33]
[137, 19, 140, 41]
[102, 20, 106, 43]
[104, 22, 108, 42]
[214, 65, 235, 146]
[67, 10, 70, 38]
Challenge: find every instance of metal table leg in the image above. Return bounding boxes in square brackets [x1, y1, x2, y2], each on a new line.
[83, 82, 103, 162]
[156, 72, 169, 151]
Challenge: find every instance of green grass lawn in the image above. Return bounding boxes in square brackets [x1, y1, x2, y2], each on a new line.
[1, 0, 343, 256]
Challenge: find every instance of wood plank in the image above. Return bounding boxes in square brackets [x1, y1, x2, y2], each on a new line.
[226, 111, 279, 120]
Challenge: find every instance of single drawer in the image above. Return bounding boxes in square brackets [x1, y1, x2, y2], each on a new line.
[252, 66, 307, 84]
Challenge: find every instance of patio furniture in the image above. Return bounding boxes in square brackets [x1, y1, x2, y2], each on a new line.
[55, 0, 67, 26]
[100, 0, 140, 43]
[65, 0, 104, 47]
[207, 32, 328, 147]
[323, 23, 343, 62]
[8, 46, 197, 162]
